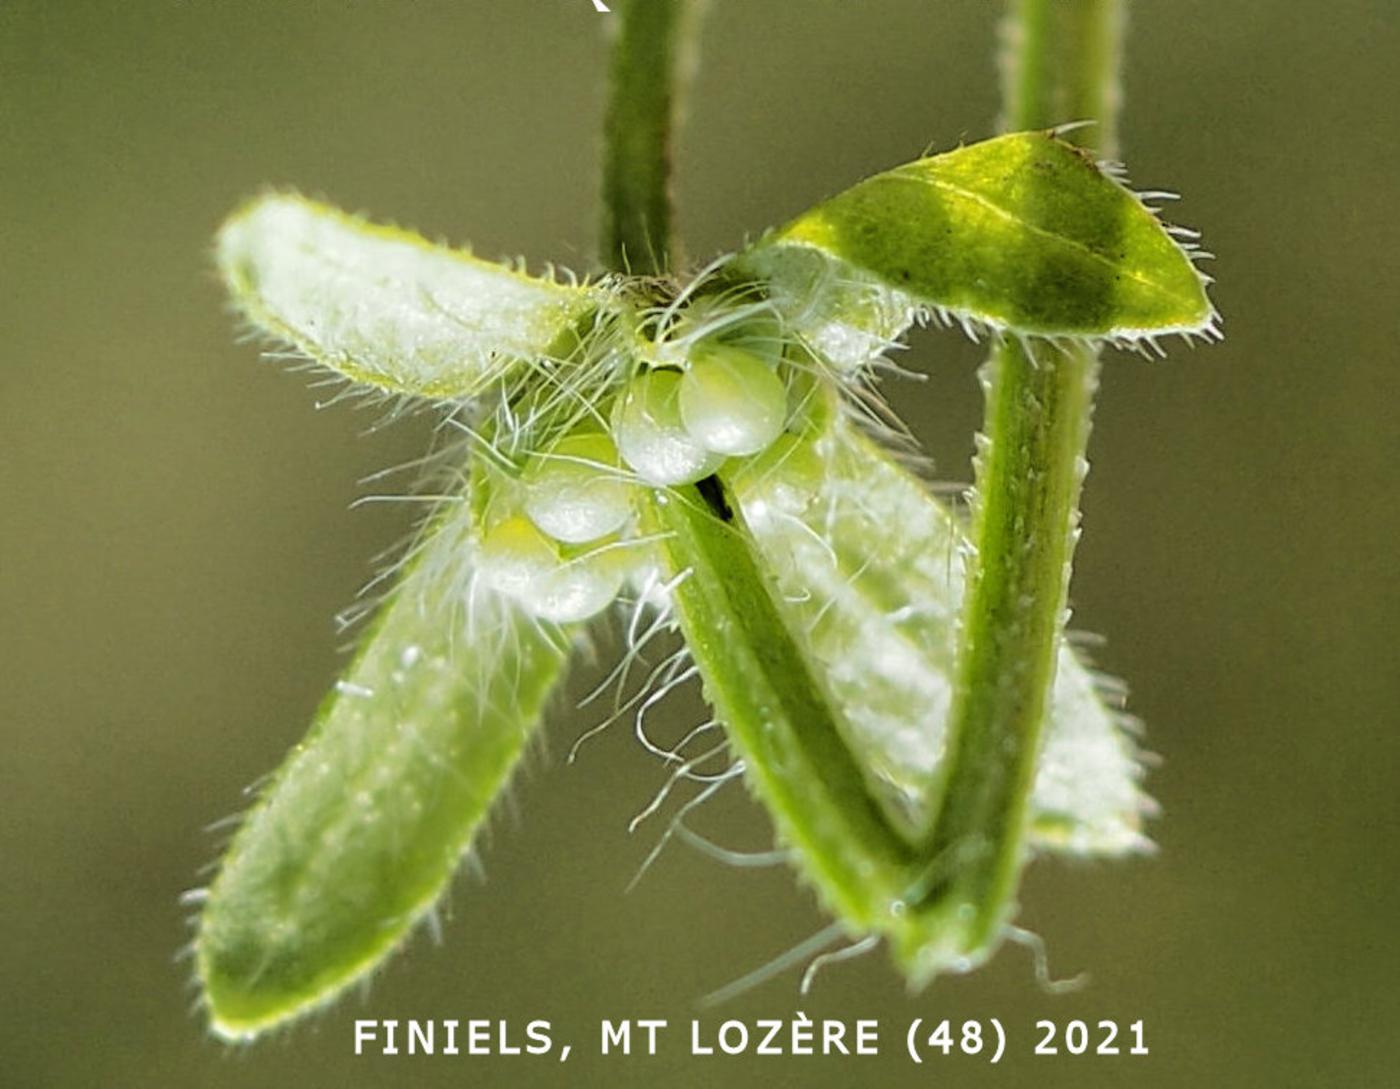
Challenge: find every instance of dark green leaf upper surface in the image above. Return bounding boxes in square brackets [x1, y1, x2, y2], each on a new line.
[743, 132, 1213, 356]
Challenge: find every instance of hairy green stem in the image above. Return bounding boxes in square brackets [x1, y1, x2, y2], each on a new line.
[915, 0, 1124, 960]
[647, 487, 917, 925]
[600, 0, 691, 274]
[1002, 0, 1124, 156]
[599, 0, 922, 938]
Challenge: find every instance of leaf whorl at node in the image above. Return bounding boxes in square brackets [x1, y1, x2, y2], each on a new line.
[201, 127, 1215, 1036]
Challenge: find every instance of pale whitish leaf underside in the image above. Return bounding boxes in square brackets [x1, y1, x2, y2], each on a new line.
[217, 195, 602, 399]
[733, 416, 1152, 854]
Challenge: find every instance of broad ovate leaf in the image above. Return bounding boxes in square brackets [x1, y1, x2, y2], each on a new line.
[196, 493, 571, 1039]
[217, 195, 603, 398]
[728, 414, 1152, 856]
[739, 131, 1214, 367]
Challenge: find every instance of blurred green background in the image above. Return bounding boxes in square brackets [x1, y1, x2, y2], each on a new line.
[3, 1, 1397, 1085]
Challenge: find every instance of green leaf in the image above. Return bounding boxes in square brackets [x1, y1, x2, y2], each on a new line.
[730, 413, 1151, 857]
[195, 491, 572, 1039]
[740, 131, 1214, 365]
[216, 195, 604, 399]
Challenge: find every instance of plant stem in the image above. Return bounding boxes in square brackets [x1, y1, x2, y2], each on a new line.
[914, 0, 1124, 962]
[600, 0, 691, 275]
[599, 1, 920, 935]
[1002, 0, 1123, 156]
[646, 487, 917, 926]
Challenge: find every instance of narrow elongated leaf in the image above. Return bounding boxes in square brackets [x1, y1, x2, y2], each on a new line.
[739, 131, 1213, 366]
[196, 493, 571, 1039]
[729, 414, 1151, 856]
[217, 195, 603, 398]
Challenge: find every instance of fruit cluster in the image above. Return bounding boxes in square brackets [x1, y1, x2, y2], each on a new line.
[475, 339, 797, 623]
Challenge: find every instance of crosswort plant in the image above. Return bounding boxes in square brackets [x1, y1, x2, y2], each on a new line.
[191, 0, 1218, 1040]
